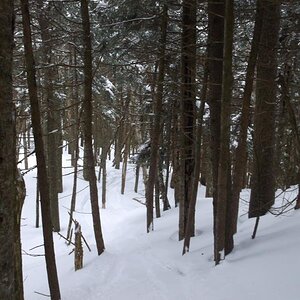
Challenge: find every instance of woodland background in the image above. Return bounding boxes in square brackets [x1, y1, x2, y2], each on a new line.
[0, 0, 299, 299]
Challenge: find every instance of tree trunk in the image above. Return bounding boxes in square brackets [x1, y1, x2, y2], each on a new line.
[20, 0, 61, 298]
[67, 110, 82, 241]
[15, 171, 26, 299]
[23, 131, 29, 170]
[182, 67, 207, 254]
[146, 5, 168, 232]
[101, 147, 108, 209]
[0, 2, 24, 297]
[249, 0, 280, 218]
[80, 0, 105, 255]
[202, 131, 213, 198]
[155, 176, 161, 218]
[295, 185, 300, 210]
[158, 160, 171, 211]
[179, 0, 197, 241]
[163, 102, 172, 210]
[134, 165, 140, 193]
[35, 178, 40, 228]
[207, 0, 225, 263]
[36, 0, 60, 231]
[121, 133, 129, 195]
[232, 0, 263, 234]
[215, 0, 234, 263]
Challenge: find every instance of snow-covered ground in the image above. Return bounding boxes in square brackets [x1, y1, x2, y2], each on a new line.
[21, 151, 300, 300]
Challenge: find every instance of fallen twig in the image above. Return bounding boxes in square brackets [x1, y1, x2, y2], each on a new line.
[34, 291, 50, 297]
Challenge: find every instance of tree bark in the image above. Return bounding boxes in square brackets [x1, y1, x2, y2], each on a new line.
[36, 0, 60, 232]
[249, 0, 280, 218]
[178, 0, 197, 241]
[121, 132, 129, 195]
[207, 0, 225, 263]
[80, 0, 105, 255]
[15, 171, 26, 299]
[0, 1, 24, 298]
[101, 147, 108, 209]
[134, 165, 140, 193]
[231, 0, 263, 234]
[67, 110, 82, 241]
[215, 0, 234, 263]
[182, 67, 207, 254]
[146, 5, 168, 232]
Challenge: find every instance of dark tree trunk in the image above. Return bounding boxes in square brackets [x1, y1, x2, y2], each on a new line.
[249, 0, 280, 218]
[202, 131, 213, 198]
[207, 0, 225, 263]
[178, 0, 197, 241]
[158, 160, 171, 211]
[163, 101, 172, 210]
[120, 91, 131, 195]
[182, 67, 207, 254]
[23, 131, 29, 170]
[146, 5, 168, 232]
[101, 147, 108, 209]
[207, 0, 225, 259]
[207, 0, 224, 204]
[295, 185, 300, 210]
[231, 0, 263, 234]
[80, 0, 105, 255]
[134, 165, 140, 193]
[36, 0, 60, 232]
[35, 179, 40, 228]
[216, 0, 234, 262]
[15, 171, 26, 300]
[0, 2, 24, 298]
[67, 110, 82, 241]
[121, 131, 129, 195]
[155, 176, 161, 218]
[20, 0, 61, 298]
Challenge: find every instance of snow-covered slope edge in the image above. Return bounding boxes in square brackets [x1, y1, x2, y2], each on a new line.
[21, 154, 300, 300]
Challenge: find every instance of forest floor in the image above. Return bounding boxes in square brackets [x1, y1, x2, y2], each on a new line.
[21, 150, 300, 300]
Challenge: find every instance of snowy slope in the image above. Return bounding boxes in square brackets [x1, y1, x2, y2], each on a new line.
[21, 152, 300, 300]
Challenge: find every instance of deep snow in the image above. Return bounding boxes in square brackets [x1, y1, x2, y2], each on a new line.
[20, 151, 300, 300]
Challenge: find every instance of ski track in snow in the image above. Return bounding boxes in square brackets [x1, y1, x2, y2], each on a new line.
[20, 152, 300, 300]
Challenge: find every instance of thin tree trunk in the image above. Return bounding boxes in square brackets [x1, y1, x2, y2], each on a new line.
[67, 110, 81, 241]
[121, 134, 129, 195]
[164, 105, 172, 210]
[295, 185, 300, 210]
[155, 176, 161, 218]
[102, 147, 108, 209]
[207, 0, 225, 264]
[182, 67, 207, 254]
[20, 0, 61, 298]
[158, 161, 171, 211]
[56, 126, 63, 193]
[215, 0, 234, 263]
[134, 165, 140, 193]
[36, 0, 60, 231]
[251, 216, 260, 239]
[23, 131, 29, 169]
[146, 5, 168, 232]
[232, 0, 263, 234]
[35, 178, 40, 228]
[80, 0, 105, 255]
[15, 171, 26, 300]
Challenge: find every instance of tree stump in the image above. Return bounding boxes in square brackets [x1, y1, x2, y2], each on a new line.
[74, 221, 83, 271]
